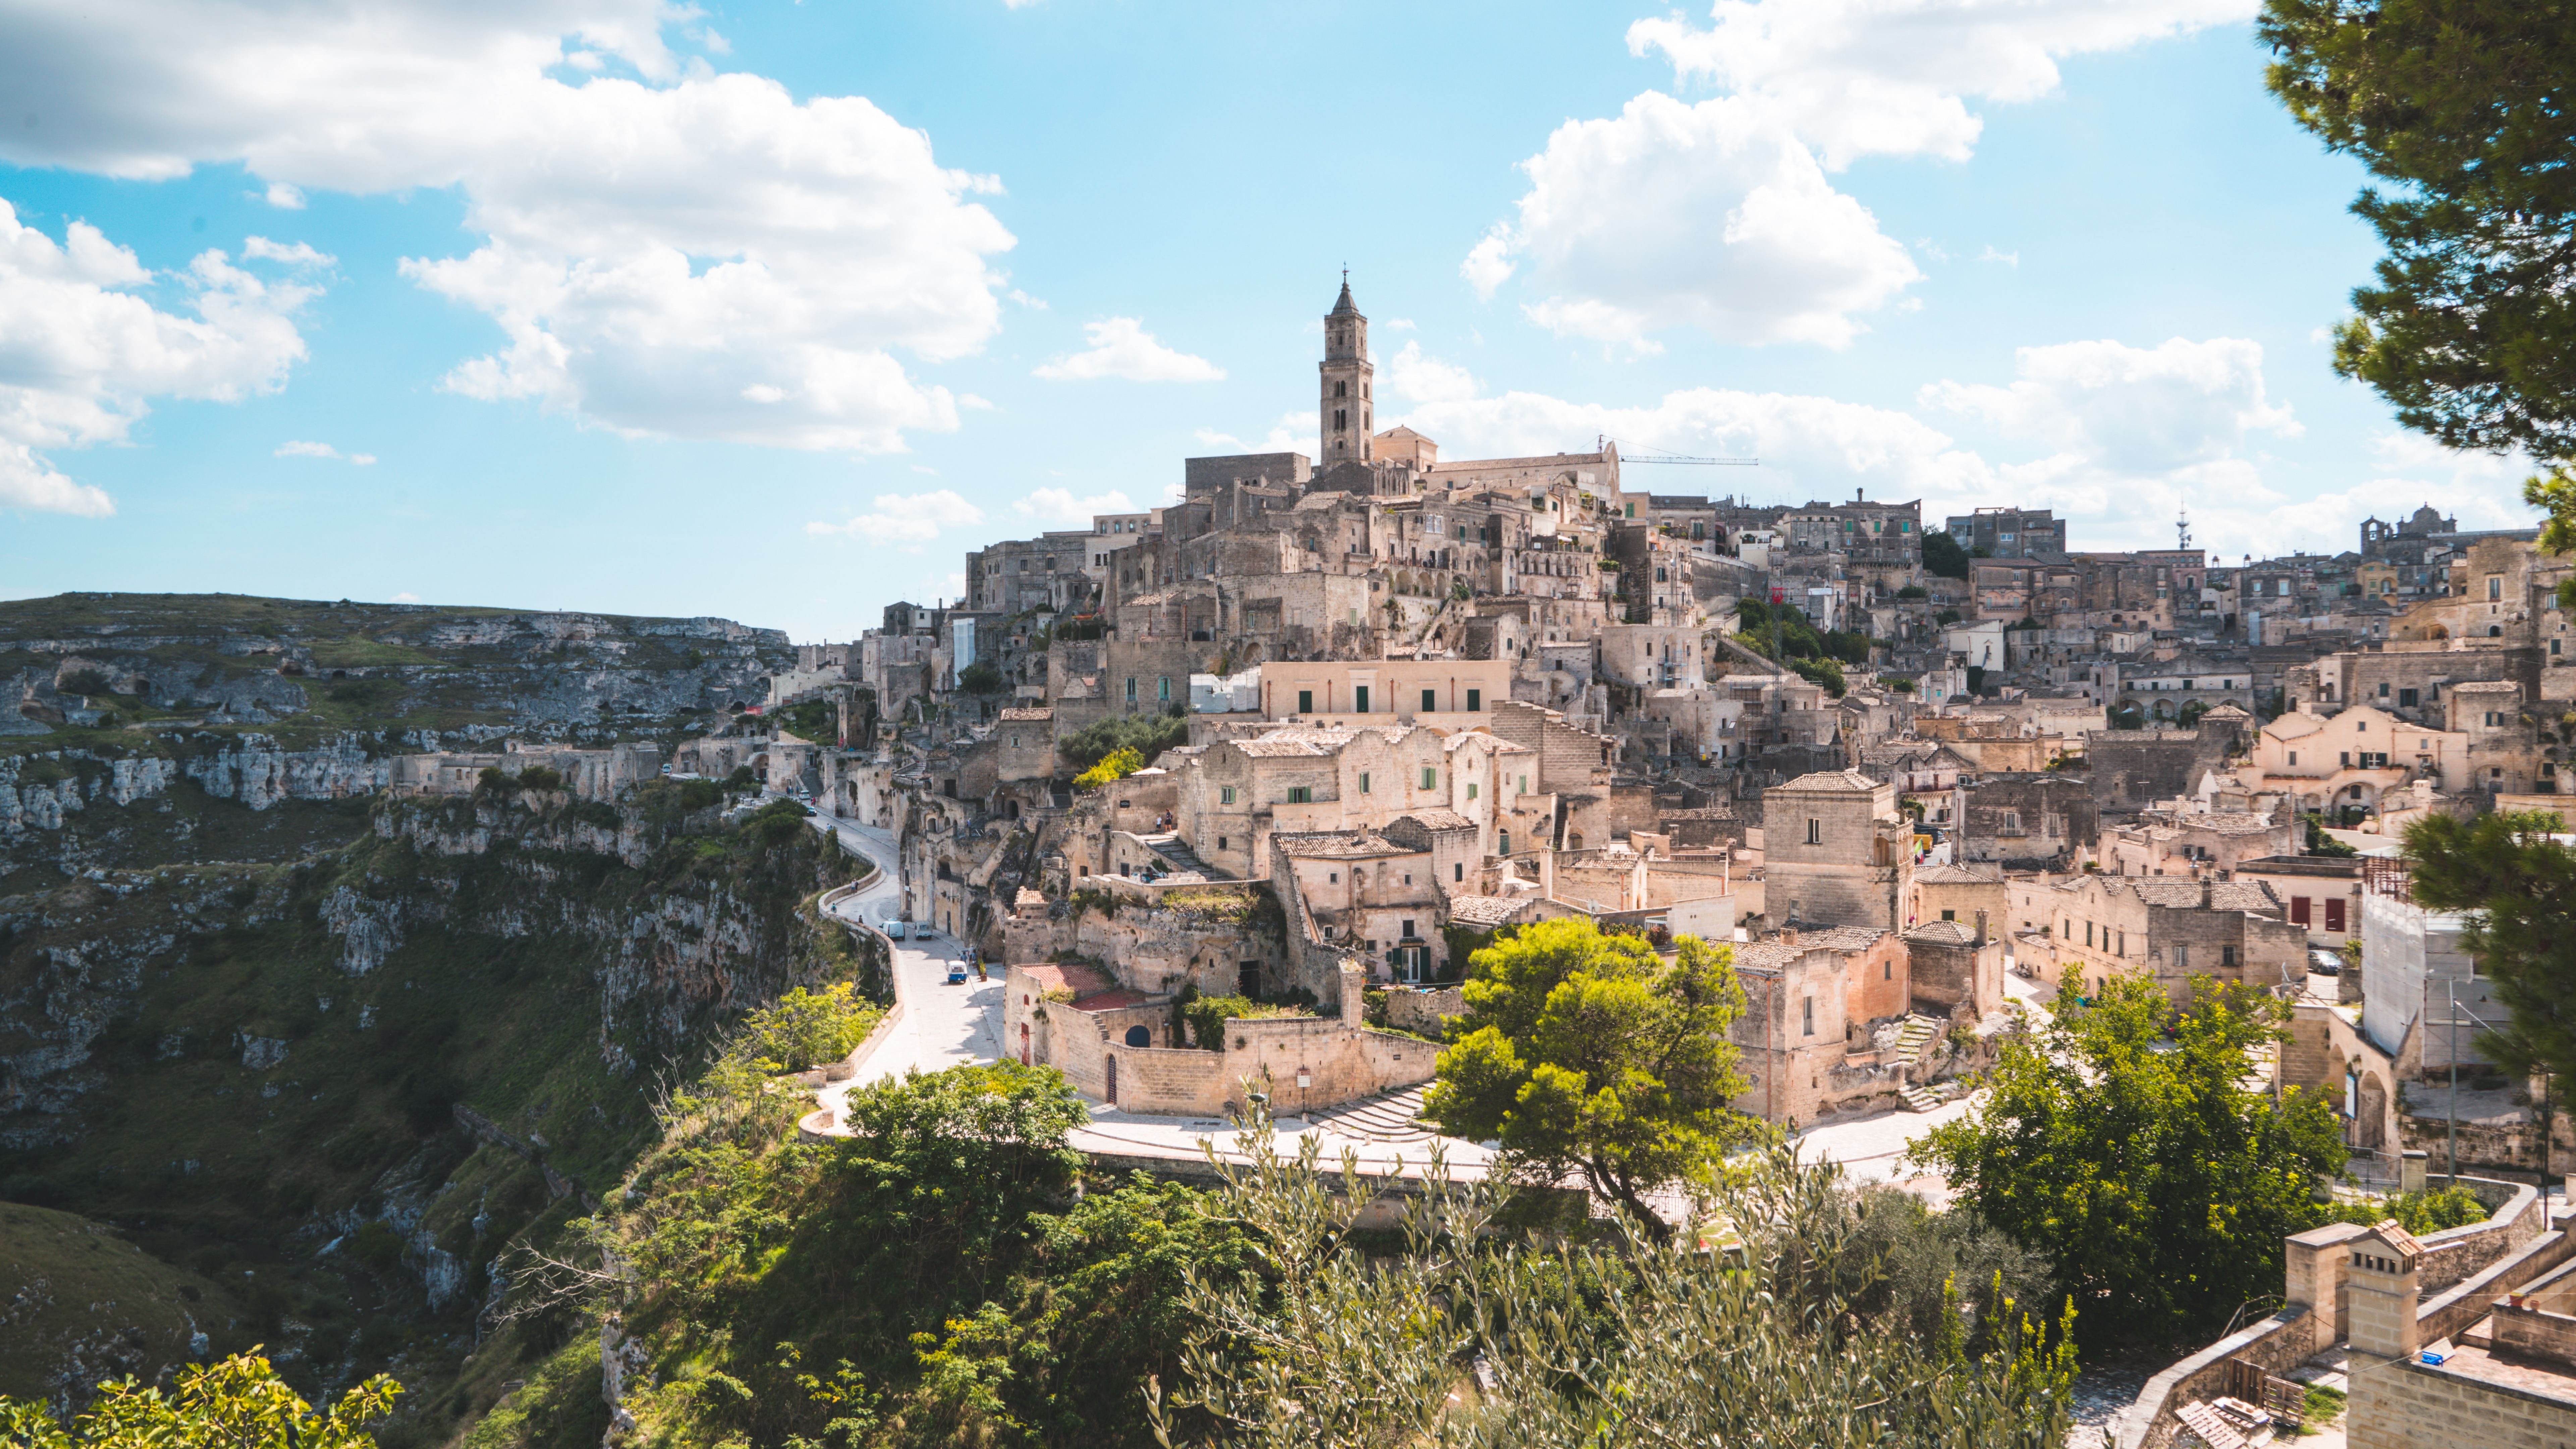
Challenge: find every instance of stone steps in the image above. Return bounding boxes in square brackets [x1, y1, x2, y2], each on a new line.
[1138, 831, 1215, 878]
[1899, 1083, 1948, 1114]
[1308, 1086, 1439, 1143]
[1889, 1015, 1943, 1069]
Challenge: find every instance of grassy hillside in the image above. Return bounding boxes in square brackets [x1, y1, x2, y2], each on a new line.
[0, 1201, 254, 1402]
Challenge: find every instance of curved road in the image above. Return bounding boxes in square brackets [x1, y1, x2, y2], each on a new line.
[800, 806, 1003, 1126]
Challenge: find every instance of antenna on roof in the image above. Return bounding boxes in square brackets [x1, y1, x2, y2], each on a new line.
[2177, 506, 2192, 552]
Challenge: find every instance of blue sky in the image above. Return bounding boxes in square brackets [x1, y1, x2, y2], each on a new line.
[0, 0, 2541, 642]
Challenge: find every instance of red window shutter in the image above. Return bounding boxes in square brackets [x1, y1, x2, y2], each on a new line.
[2325, 897, 2346, 933]
[2291, 896, 2312, 926]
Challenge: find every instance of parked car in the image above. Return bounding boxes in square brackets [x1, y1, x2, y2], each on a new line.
[883, 920, 907, 940]
[2310, 948, 2343, 976]
[946, 962, 969, 986]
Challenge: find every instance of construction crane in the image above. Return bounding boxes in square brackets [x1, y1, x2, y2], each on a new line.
[1599, 435, 1758, 466]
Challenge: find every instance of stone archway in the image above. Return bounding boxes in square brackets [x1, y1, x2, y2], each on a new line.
[2355, 1069, 2390, 1150]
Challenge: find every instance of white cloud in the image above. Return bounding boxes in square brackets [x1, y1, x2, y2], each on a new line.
[1470, 0, 2242, 345]
[0, 0, 1015, 455]
[1462, 229, 1515, 300]
[1922, 336, 2297, 474]
[1477, 92, 1922, 347]
[263, 181, 306, 209]
[1014, 486, 1137, 524]
[1383, 341, 1481, 406]
[0, 200, 319, 516]
[276, 439, 378, 463]
[392, 591, 421, 602]
[804, 488, 985, 548]
[1032, 317, 1224, 382]
[1628, 0, 2253, 169]
[243, 237, 333, 266]
[1978, 245, 2019, 267]
[1195, 411, 1315, 455]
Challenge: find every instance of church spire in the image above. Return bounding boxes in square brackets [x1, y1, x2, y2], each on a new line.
[1319, 272, 1373, 463]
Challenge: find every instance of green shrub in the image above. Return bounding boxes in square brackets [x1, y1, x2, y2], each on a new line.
[1179, 994, 1306, 1051]
[735, 982, 881, 1072]
[1074, 746, 1144, 791]
[2320, 1185, 2488, 1236]
[1058, 711, 1189, 771]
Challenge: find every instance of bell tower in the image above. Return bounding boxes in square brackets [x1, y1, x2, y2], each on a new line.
[1320, 274, 1373, 464]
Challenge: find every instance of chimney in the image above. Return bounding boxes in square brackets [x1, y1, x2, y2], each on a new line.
[1973, 909, 1988, 947]
[2345, 1228, 2422, 1361]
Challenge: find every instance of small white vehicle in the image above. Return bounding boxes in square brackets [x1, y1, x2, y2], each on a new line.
[883, 920, 907, 940]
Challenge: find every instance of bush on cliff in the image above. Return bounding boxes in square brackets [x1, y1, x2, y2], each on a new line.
[478, 1061, 1259, 1449]
[1057, 712, 1187, 773]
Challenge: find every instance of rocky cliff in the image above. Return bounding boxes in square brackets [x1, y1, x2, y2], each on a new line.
[0, 593, 800, 889]
[0, 782, 876, 1413]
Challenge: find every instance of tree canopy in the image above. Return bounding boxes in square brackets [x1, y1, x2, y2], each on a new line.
[1426, 920, 1753, 1238]
[1911, 975, 2348, 1343]
[1922, 529, 1973, 580]
[1056, 710, 1187, 772]
[2403, 808, 2576, 1080]
[0, 1352, 399, 1449]
[2262, 0, 2576, 457]
[1156, 1128, 2078, 1448]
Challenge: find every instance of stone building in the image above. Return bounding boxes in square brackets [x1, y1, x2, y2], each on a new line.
[2102, 795, 2295, 877]
[1907, 862, 2007, 934]
[2359, 858, 2501, 1078]
[1727, 925, 1914, 1125]
[1005, 957, 1436, 1116]
[1944, 505, 2064, 558]
[1761, 769, 1915, 932]
[2085, 722, 2240, 820]
[2034, 873, 2308, 1003]
[1955, 772, 2095, 870]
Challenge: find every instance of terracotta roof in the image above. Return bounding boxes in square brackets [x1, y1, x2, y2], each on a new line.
[1394, 809, 1479, 832]
[1904, 920, 1979, 945]
[2201, 704, 2251, 718]
[1913, 863, 1999, 885]
[1279, 832, 1409, 860]
[1020, 961, 1117, 998]
[1445, 894, 1527, 927]
[1070, 989, 1154, 1012]
[1772, 769, 1882, 793]
[2361, 1220, 2429, 1258]
[2119, 878, 2281, 913]
[1233, 739, 1332, 757]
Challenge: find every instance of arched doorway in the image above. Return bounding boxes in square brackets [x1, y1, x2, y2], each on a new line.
[2355, 1069, 2389, 1150]
[1124, 1024, 1151, 1048]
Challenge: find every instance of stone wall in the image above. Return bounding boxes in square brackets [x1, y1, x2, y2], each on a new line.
[2349, 1355, 2576, 1449]
[1383, 984, 1463, 1037]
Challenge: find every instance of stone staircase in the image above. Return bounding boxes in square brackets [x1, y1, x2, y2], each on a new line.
[1899, 1082, 1950, 1114]
[1138, 832, 1215, 877]
[1888, 1014, 1943, 1069]
[1307, 1086, 1439, 1144]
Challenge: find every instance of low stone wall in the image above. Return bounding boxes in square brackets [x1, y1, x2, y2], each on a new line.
[2421, 1228, 2576, 1347]
[2417, 1178, 2542, 1296]
[1384, 985, 1464, 1037]
[2112, 1176, 2546, 1448]
[2112, 1307, 2316, 1449]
